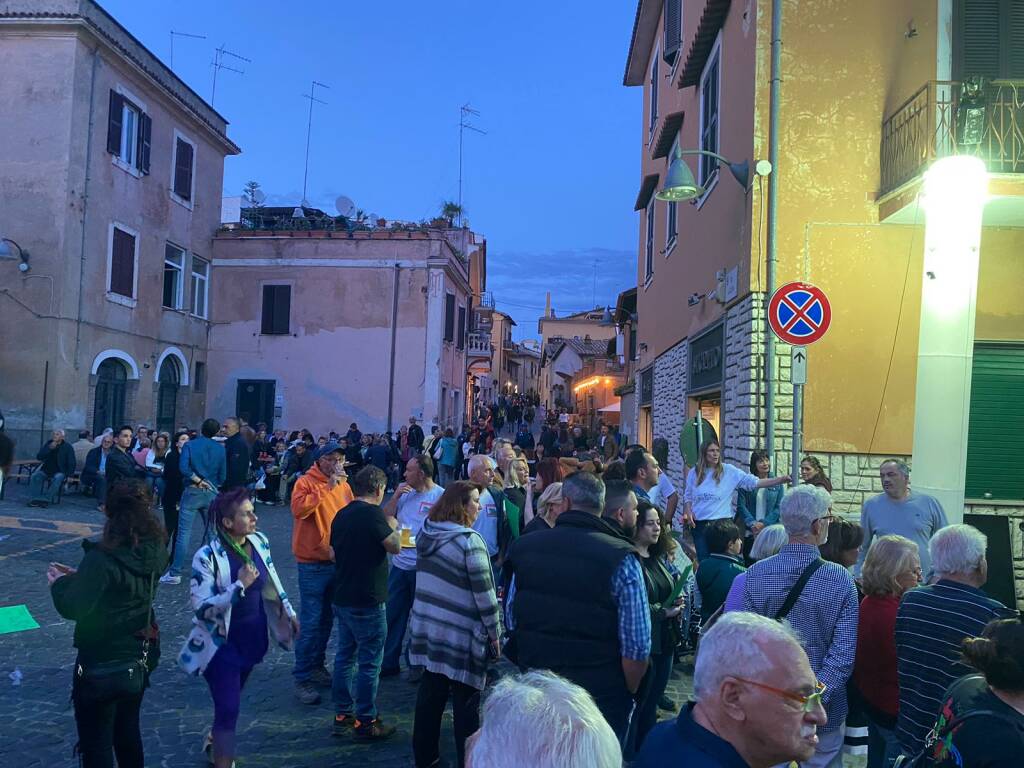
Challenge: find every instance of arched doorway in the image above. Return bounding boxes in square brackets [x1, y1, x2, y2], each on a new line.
[157, 357, 180, 434]
[93, 359, 127, 435]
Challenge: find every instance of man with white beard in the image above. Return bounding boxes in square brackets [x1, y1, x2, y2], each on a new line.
[635, 612, 828, 767]
[741, 485, 858, 768]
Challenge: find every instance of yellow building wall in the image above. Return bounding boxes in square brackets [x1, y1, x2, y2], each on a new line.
[749, 0, 1024, 456]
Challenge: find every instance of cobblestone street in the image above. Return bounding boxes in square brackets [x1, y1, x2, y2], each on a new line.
[0, 480, 695, 767]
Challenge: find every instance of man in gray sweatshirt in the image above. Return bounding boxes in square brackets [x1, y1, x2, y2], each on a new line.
[856, 458, 948, 577]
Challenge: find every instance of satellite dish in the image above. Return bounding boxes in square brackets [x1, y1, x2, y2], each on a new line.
[253, 189, 266, 205]
[291, 207, 305, 219]
[367, 212, 379, 227]
[335, 195, 356, 217]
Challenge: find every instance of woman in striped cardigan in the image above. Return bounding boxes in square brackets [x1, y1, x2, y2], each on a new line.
[408, 480, 503, 768]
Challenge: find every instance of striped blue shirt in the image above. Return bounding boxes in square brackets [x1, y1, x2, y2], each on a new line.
[894, 580, 1015, 754]
[742, 543, 859, 734]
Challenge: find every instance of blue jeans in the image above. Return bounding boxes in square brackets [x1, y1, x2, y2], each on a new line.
[866, 713, 902, 768]
[168, 487, 216, 577]
[293, 562, 336, 682]
[332, 604, 387, 720]
[382, 566, 417, 673]
[693, 519, 712, 561]
[30, 470, 65, 503]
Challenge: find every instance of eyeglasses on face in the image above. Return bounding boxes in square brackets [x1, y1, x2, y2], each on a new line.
[731, 677, 826, 712]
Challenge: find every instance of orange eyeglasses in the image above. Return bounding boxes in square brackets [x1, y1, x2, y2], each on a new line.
[731, 678, 827, 713]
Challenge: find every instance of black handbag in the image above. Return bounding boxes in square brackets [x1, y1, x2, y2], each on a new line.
[73, 573, 156, 703]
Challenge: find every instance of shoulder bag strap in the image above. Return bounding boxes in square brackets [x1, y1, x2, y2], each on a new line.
[140, 571, 157, 667]
[775, 559, 824, 621]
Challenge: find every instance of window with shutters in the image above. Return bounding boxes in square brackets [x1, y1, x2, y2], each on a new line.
[698, 36, 722, 197]
[444, 293, 456, 343]
[163, 243, 185, 309]
[644, 202, 655, 282]
[107, 223, 138, 305]
[649, 50, 660, 135]
[457, 305, 467, 349]
[954, 0, 1024, 80]
[664, 0, 682, 67]
[261, 285, 291, 335]
[666, 135, 679, 252]
[171, 131, 196, 206]
[106, 88, 151, 176]
[965, 343, 1024, 500]
[190, 256, 209, 319]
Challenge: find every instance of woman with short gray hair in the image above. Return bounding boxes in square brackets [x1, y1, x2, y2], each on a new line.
[853, 535, 920, 768]
[466, 670, 621, 768]
[723, 524, 789, 612]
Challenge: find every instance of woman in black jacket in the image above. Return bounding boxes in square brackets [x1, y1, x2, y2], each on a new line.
[162, 431, 189, 562]
[48, 480, 168, 768]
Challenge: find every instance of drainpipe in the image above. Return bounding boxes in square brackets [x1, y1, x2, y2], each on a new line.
[74, 47, 100, 370]
[386, 263, 401, 433]
[764, 0, 783, 463]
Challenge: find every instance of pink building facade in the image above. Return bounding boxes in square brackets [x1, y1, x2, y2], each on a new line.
[0, 0, 238, 453]
[208, 227, 476, 435]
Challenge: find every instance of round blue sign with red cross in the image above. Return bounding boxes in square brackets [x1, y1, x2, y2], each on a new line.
[767, 282, 832, 345]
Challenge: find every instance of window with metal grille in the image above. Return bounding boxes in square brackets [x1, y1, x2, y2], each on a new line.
[965, 344, 1024, 500]
[193, 361, 207, 393]
[109, 226, 136, 298]
[444, 293, 456, 342]
[262, 285, 291, 335]
[639, 367, 654, 405]
[163, 243, 185, 309]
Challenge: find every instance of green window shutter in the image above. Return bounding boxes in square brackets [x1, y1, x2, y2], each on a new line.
[965, 344, 1024, 500]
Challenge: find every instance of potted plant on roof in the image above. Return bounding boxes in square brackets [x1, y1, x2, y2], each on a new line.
[440, 200, 462, 227]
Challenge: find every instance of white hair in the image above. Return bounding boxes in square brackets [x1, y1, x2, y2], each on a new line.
[750, 524, 789, 560]
[467, 671, 621, 768]
[468, 454, 496, 474]
[930, 524, 986, 576]
[780, 484, 832, 536]
[694, 612, 802, 700]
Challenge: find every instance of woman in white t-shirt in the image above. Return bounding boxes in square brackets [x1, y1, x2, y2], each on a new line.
[682, 439, 789, 561]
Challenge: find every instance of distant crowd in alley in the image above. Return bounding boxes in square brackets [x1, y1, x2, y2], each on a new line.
[0, 395, 1021, 768]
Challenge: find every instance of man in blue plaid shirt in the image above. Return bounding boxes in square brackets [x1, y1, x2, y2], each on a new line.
[742, 484, 859, 768]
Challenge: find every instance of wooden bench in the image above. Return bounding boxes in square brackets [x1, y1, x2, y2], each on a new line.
[1, 461, 79, 502]
[12, 459, 40, 483]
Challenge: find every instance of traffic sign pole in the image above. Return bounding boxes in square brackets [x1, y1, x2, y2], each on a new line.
[791, 347, 806, 484]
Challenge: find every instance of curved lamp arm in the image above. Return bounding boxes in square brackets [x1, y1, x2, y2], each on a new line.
[676, 149, 750, 190]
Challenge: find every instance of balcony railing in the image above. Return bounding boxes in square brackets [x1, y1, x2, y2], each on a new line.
[880, 80, 1024, 197]
[467, 332, 491, 357]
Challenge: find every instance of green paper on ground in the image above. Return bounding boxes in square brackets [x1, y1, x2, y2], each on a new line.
[0, 604, 40, 635]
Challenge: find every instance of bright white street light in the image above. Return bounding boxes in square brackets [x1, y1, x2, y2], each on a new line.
[911, 155, 988, 523]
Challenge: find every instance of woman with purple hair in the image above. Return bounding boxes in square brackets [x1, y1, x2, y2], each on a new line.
[178, 487, 298, 767]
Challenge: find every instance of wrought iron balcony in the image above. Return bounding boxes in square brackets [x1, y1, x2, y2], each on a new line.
[880, 80, 1024, 197]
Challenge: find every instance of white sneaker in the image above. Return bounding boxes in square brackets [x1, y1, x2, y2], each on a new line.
[159, 573, 181, 585]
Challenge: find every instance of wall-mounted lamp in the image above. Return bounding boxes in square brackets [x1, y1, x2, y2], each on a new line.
[687, 292, 704, 307]
[656, 148, 773, 202]
[0, 237, 30, 273]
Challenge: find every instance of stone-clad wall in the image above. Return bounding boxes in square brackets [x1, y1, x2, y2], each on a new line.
[652, 337, 688, 492]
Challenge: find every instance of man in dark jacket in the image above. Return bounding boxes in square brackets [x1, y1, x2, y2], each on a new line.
[407, 417, 425, 452]
[29, 428, 77, 507]
[222, 417, 251, 491]
[504, 471, 650, 744]
[344, 423, 362, 448]
[102, 425, 146, 502]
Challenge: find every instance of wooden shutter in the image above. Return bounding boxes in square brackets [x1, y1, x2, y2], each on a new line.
[954, 0, 1024, 79]
[261, 285, 291, 335]
[106, 90, 124, 155]
[173, 139, 194, 200]
[137, 112, 152, 174]
[457, 306, 467, 349]
[444, 293, 456, 342]
[965, 344, 1024, 500]
[110, 228, 135, 297]
[663, 0, 682, 65]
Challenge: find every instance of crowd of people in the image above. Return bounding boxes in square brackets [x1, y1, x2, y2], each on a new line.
[0, 407, 1020, 768]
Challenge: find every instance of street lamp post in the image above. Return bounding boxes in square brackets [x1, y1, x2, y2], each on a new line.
[911, 155, 988, 523]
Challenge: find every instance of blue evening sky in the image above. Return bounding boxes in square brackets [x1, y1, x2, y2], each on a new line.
[102, 1, 640, 340]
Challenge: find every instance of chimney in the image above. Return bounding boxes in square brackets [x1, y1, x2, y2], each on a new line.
[544, 292, 552, 318]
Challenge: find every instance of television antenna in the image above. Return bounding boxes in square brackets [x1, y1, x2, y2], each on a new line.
[301, 80, 330, 206]
[458, 104, 485, 228]
[334, 195, 356, 218]
[210, 44, 250, 106]
[169, 30, 205, 71]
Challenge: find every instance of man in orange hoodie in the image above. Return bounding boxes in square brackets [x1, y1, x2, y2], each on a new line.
[292, 441, 354, 704]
